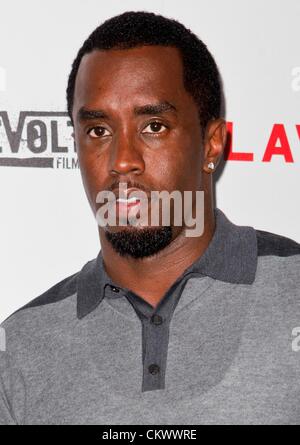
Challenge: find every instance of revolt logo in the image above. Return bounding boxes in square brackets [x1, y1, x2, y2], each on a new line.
[0, 111, 77, 169]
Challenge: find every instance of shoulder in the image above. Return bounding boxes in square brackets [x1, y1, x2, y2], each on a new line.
[256, 229, 300, 257]
[254, 228, 300, 297]
[1, 269, 80, 341]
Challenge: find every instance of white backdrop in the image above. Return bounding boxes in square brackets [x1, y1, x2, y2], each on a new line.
[0, 0, 299, 323]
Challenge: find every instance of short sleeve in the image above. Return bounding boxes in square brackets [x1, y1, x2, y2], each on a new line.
[0, 350, 26, 425]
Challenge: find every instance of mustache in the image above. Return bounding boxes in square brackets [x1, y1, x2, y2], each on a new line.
[108, 180, 150, 194]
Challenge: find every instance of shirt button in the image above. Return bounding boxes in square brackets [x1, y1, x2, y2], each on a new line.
[110, 286, 119, 293]
[150, 314, 163, 325]
[148, 364, 160, 375]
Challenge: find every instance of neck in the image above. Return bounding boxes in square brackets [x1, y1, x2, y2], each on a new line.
[98, 202, 216, 308]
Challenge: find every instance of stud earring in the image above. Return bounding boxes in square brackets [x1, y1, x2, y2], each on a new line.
[207, 162, 215, 170]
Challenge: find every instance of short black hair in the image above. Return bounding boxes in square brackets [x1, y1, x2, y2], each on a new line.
[66, 10, 223, 133]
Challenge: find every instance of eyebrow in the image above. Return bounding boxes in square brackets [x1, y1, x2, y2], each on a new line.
[77, 101, 177, 122]
[134, 101, 177, 116]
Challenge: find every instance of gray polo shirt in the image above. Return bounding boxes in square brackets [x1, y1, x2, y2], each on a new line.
[1, 208, 300, 425]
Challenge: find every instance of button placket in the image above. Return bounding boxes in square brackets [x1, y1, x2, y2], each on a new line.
[150, 314, 163, 325]
[141, 313, 169, 392]
[148, 363, 160, 375]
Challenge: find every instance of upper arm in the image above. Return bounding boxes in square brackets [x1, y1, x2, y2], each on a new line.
[0, 349, 25, 425]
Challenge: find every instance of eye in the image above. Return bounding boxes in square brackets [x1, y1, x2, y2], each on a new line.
[87, 126, 111, 138]
[142, 121, 168, 135]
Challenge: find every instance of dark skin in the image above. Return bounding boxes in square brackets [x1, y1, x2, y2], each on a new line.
[72, 45, 227, 308]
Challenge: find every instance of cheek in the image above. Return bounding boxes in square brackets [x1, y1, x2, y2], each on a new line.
[144, 138, 202, 192]
[185, 147, 203, 189]
[176, 133, 203, 190]
[77, 149, 108, 211]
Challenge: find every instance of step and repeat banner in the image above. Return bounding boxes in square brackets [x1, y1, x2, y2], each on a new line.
[0, 0, 299, 322]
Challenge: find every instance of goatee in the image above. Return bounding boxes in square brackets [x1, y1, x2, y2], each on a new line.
[105, 226, 173, 259]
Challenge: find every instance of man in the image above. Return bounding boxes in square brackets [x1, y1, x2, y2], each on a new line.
[1, 11, 300, 425]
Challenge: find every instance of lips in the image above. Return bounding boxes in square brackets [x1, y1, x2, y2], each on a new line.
[109, 187, 149, 220]
[111, 187, 149, 202]
[117, 196, 141, 204]
[116, 199, 141, 215]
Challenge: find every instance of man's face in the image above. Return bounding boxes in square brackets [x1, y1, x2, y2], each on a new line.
[72, 45, 205, 257]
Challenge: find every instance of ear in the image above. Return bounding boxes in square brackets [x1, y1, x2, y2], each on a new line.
[202, 118, 227, 174]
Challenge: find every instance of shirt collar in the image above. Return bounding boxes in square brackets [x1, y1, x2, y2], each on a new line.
[77, 208, 258, 319]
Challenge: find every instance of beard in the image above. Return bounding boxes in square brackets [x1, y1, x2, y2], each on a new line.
[104, 225, 173, 259]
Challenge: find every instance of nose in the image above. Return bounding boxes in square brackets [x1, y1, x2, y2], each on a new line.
[108, 131, 145, 177]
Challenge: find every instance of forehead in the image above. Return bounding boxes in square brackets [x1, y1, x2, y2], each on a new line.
[73, 45, 188, 113]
